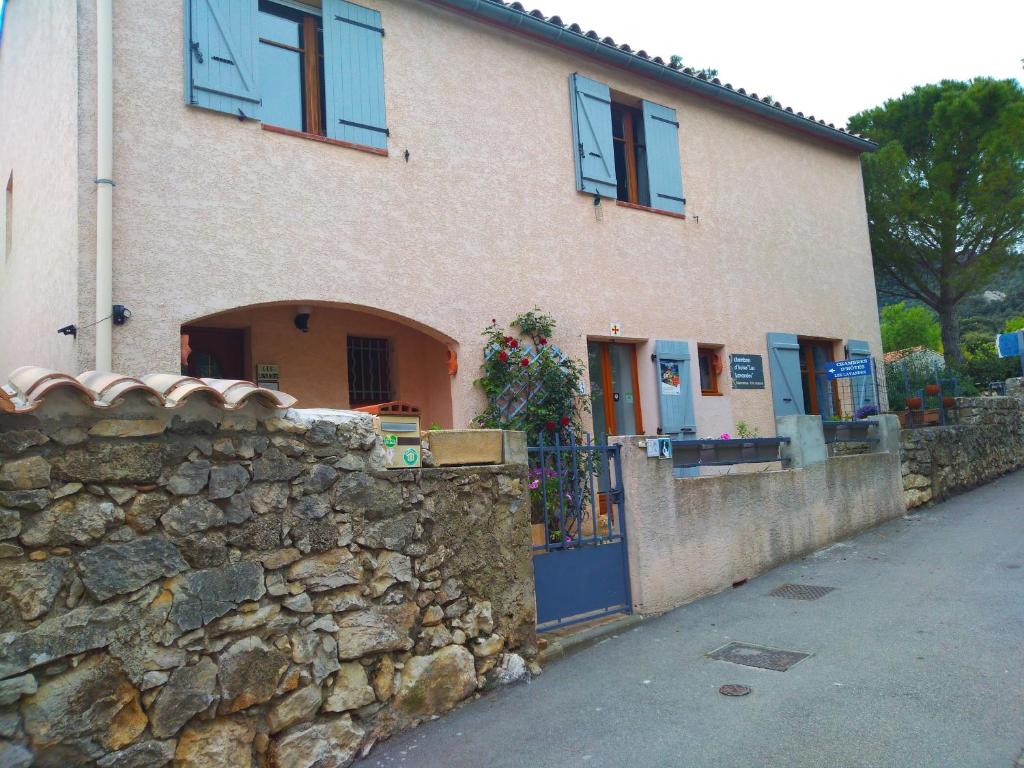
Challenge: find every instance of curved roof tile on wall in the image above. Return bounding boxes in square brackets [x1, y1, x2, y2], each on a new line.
[1, 367, 297, 413]
[431, 0, 876, 151]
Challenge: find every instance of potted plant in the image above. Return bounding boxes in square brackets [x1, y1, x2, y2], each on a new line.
[941, 396, 956, 409]
[907, 396, 923, 409]
[924, 383, 940, 396]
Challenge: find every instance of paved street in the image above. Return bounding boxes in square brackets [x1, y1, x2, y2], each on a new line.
[362, 470, 1024, 768]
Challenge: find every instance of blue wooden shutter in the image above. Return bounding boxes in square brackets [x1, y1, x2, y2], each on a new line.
[640, 100, 685, 214]
[847, 339, 876, 412]
[569, 74, 617, 198]
[767, 333, 805, 419]
[322, 0, 388, 150]
[186, 0, 261, 119]
[654, 340, 696, 436]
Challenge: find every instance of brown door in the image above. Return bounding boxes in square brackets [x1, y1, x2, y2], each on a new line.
[181, 327, 247, 380]
[798, 338, 839, 417]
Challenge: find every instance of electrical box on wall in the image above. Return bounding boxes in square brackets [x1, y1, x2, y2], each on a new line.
[646, 437, 672, 459]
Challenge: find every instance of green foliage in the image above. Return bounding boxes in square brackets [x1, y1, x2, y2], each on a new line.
[734, 421, 759, 438]
[473, 309, 588, 443]
[669, 54, 718, 80]
[879, 302, 942, 353]
[850, 79, 1024, 366]
[1004, 316, 1024, 333]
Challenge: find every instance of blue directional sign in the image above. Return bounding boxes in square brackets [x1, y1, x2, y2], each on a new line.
[996, 331, 1024, 359]
[826, 358, 872, 380]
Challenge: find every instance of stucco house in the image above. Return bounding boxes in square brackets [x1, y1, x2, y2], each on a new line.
[0, 0, 882, 443]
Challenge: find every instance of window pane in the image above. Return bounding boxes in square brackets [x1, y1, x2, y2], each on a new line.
[259, 10, 301, 47]
[259, 42, 304, 131]
[699, 354, 711, 392]
[612, 140, 629, 202]
[348, 337, 391, 405]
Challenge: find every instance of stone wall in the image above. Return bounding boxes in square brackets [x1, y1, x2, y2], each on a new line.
[901, 395, 1024, 509]
[0, 400, 534, 767]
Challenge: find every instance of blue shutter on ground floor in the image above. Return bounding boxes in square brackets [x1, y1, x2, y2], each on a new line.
[654, 340, 696, 436]
[569, 74, 617, 199]
[767, 333, 804, 420]
[186, 0, 261, 119]
[322, 0, 389, 149]
[640, 101, 685, 214]
[847, 339, 876, 413]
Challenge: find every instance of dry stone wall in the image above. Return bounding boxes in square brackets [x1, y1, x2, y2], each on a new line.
[0, 401, 535, 767]
[901, 395, 1024, 509]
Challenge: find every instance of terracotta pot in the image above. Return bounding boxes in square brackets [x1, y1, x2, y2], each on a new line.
[942, 396, 956, 408]
[907, 396, 923, 409]
[924, 384, 940, 396]
[897, 411, 910, 427]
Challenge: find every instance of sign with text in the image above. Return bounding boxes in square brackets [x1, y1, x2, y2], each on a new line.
[826, 358, 872, 380]
[729, 354, 765, 389]
[996, 331, 1024, 359]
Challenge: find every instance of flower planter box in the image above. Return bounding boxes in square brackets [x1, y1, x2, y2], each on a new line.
[673, 437, 785, 467]
[703, 441, 744, 464]
[741, 440, 783, 463]
[426, 429, 504, 467]
[672, 441, 703, 468]
[921, 408, 940, 425]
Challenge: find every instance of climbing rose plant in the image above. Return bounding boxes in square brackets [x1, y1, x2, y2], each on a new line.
[473, 309, 588, 444]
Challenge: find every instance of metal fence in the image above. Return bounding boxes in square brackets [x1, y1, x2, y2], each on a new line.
[884, 357, 961, 427]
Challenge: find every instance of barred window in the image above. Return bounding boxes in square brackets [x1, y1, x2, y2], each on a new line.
[347, 336, 391, 405]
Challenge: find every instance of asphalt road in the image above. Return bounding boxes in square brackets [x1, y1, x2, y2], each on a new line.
[361, 470, 1024, 768]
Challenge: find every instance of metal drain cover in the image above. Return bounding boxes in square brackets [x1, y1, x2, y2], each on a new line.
[719, 684, 751, 697]
[709, 642, 811, 672]
[769, 583, 836, 601]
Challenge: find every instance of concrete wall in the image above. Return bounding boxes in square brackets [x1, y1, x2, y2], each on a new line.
[901, 395, 1024, 509]
[55, 0, 880, 436]
[0, 0, 80, 375]
[612, 436, 904, 614]
[0, 398, 535, 767]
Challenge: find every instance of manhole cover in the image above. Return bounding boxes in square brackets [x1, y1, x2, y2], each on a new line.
[708, 642, 811, 672]
[769, 583, 836, 601]
[719, 684, 751, 696]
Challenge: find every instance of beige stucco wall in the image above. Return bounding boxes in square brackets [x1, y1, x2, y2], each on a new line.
[68, 0, 878, 435]
[611, 436, 905, 614]
[0, 0, 80, 375]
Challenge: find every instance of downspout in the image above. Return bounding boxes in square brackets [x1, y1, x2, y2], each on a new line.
[95, 0, 113, 371]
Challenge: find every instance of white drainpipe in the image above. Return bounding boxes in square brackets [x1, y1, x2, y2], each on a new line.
[95, 0, 113, 371]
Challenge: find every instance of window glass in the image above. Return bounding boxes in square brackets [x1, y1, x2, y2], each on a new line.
[699, 354, 712, 393]
[348, 336, 391, 405]
[259, 10, 300, 47]
[258, 8, 305, 131]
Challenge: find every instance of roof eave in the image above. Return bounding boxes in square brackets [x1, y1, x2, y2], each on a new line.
[424, 0, 878, 154]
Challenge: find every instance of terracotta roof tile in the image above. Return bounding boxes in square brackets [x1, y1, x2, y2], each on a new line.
[2, 367, 296, 413]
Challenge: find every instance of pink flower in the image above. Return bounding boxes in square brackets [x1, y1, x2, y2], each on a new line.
[529, 479, 540, 490]
[720, 433, 731, 440]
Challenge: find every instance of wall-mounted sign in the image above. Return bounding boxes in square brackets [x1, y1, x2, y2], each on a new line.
[825, 358, 872, 380]
[729, 354, 765, 389]
[256, 363, 280, 391]
[609, 322, 622, 337]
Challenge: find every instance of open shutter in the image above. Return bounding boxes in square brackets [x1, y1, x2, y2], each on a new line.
[186, 0, 261, 119]
[323, 0, 388, 150]
[654, 340, 696, 436]
[767, 333, 805, 419]
[569, 74, 617, 199]
[640, 100, 685, 214]
[847, 339, 876, 413]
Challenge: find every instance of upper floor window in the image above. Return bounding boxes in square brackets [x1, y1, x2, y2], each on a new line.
[698, 345, 722, 396]
[570, 73, 686, 216]
[186, 0, 389, 151]
[258, 1, 325, 135]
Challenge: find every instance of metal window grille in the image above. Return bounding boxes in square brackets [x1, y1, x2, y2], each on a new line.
[347, 336, 391, 405]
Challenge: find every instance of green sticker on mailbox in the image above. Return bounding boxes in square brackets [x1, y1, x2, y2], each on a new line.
[383, 434, 398, 448]
[403, 448, 419, 466]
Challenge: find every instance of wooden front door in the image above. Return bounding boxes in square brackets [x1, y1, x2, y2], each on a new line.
[587, 341, 644, 442]
[798, 338, 839, 417]
[181, 327, 247, 380]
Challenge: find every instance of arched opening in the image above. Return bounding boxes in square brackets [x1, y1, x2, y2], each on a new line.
[180, 302, 455, 428]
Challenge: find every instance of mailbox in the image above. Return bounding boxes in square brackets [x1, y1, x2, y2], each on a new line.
[353, 401, 422, 469]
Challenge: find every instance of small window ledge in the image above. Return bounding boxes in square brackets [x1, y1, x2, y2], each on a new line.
[615, 200, 686, 220]
[261, 124, 388, 157]
[701, 391, 724, 397]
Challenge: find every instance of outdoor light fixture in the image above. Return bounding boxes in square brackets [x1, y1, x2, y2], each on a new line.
[57, 324, 78, 338]
[294, 306, 313, 333]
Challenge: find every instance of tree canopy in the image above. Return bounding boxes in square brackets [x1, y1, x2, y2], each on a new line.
[879, 302, 943, 353]
[849, 78, 1024, 366]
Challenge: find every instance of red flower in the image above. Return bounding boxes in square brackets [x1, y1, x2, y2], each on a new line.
[520, 358, 530, 367]
[499, 351, 509, 362]
[545, 421, 557, 431]
[504, 336, 513, 345]
[560, 416, 571, 427]
[491, 318, 497, 324]
[539, 337, 548, 345]
[509, 339, 519, 349]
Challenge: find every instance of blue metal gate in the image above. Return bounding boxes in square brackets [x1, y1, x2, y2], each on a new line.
[530, 434, 631, 632]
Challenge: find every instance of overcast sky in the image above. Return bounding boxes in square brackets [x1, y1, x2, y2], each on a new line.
[542, 0, 1023, 127]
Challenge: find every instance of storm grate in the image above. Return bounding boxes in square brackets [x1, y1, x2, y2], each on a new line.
[708, 642, 811, 672]
[769, 583, 836, 601]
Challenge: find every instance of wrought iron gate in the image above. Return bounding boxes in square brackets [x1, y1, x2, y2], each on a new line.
[529, 434, 632, 632]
